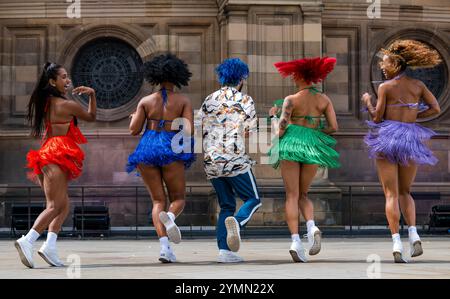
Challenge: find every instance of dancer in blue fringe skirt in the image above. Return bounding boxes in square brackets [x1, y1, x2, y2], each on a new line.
[127, 53, 195, 263]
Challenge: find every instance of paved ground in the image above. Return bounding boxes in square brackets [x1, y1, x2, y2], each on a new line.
[0, 237, 449, 279]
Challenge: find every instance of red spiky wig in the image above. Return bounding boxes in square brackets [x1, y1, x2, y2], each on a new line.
[274, 57, 337, 85]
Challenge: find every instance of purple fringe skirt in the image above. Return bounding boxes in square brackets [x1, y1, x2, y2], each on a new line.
[364, 120, 438, 166]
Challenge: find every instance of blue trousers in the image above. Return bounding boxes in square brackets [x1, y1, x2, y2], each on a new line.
[210, 169, 261, 250]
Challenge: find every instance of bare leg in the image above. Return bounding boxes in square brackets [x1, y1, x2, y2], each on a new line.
[138, 164, 167, 238]
[281, 160, 300, 235]
[299, 164, 322, 255]
[398, 163, 418, 226]
[161, 161, 186, 216]
[298, 164, 318, 222]
[376, 159, 400, 234]
[15, 165, 67, 268]
[32, 164, 69, 234]
[398, 162, 423, 257]
[48, 194, 70, 233]
[37, 174, 44, 188]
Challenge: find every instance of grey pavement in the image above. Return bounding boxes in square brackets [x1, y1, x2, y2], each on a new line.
[0, 238, 449, 279]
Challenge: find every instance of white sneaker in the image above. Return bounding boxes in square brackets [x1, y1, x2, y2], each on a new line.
[306, 226, 322, 256]
[38, 242, 64, 267]
[14, 236, 34, 268]
[393, 240, 407, 263]
[217, 249, 243, 263]
[159, 211, 181, 244]
[225, 216, 241, 252]
[289, 241, 307, 263]
[159, 247, 176, 263]
[409, 234, 423, 258]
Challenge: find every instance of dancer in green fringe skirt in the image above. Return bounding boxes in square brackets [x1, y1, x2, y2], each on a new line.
[268, 57, 340, 263]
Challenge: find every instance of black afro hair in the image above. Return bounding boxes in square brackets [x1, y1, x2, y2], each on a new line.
[142, 53, 192, 88]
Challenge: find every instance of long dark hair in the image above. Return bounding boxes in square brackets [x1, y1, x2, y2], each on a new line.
[27, 62, 64, 137]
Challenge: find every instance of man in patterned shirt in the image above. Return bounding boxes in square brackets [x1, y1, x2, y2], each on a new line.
[197, 58, 262, 263]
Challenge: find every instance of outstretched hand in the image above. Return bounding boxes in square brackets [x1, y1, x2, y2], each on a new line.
[269, 106, 279, 117]
[72, 86, 95, 96]
[361, 92, 372, 107]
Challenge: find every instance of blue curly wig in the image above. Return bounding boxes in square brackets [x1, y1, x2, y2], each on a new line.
[215, 58, 249, 86]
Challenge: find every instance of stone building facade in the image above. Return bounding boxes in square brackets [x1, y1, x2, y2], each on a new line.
[0, 0, 449, 229]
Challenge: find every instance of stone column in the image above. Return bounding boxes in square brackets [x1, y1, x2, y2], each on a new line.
[301, 2, 331, 184]
[301, 2, 324, 57]
[221, 4, 249, 62]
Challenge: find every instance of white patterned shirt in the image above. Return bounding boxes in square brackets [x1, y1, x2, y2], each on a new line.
[197, 86, 257, 179]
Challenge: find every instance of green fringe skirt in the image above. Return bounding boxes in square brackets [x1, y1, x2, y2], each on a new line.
[269, 124, 340, 169]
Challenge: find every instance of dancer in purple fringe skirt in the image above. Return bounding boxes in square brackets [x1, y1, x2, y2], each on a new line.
[361, 40, 442, 263]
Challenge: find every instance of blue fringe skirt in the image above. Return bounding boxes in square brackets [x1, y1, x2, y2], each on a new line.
[127, 129, 195, 173]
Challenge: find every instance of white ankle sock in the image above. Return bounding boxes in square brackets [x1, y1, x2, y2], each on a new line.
[160, 236, 170, 249]
[24, 229, 40, 243]
[408, 226, 418, 235]
[167, 212, 176, 222]
[291, 234, 300, 242]
[392, 233, 402, 244]
[408, 226, 420, 240]
[46, 232, 58, 248]
[392, 233, 403, 252]
[306, 220, 316, 233]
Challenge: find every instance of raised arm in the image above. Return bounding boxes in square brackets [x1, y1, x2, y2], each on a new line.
[362, 83, 387, 123]
[322, 96, 338, 135]
[129, 100, 147, 136]
[278, 96, 294, 138]
[65, 86, 96, 122]
[417, 81, 441, 119]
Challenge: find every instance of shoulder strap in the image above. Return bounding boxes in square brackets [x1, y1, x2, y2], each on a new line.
[146, 88, 170, 128]
[161, 87, 168, 106]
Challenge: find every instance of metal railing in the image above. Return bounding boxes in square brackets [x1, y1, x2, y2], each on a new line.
[1, 182, 449, 238]
[1, 184, 217, 239]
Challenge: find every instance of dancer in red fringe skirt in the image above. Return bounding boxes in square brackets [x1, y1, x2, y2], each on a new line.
[15, 62, 97, 268]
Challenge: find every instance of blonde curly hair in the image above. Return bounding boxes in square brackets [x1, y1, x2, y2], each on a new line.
[380, 39, 442, 73]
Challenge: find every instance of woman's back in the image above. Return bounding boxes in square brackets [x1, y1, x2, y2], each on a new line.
[45, 97, 74, 137]
[383, 76, 424, 123]
[289, 89, 331, 129]
[143, 90, 188, 131]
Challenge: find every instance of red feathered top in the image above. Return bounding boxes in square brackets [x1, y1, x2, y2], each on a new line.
[274, 57, 336, 85]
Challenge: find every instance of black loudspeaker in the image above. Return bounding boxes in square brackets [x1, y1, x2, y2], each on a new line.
[73, 206, 110, 232]
[429, 205, 450, 229]
[11, 204, 45, 234]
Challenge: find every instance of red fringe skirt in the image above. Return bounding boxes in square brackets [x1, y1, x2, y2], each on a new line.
[26, 136, 85, 181]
